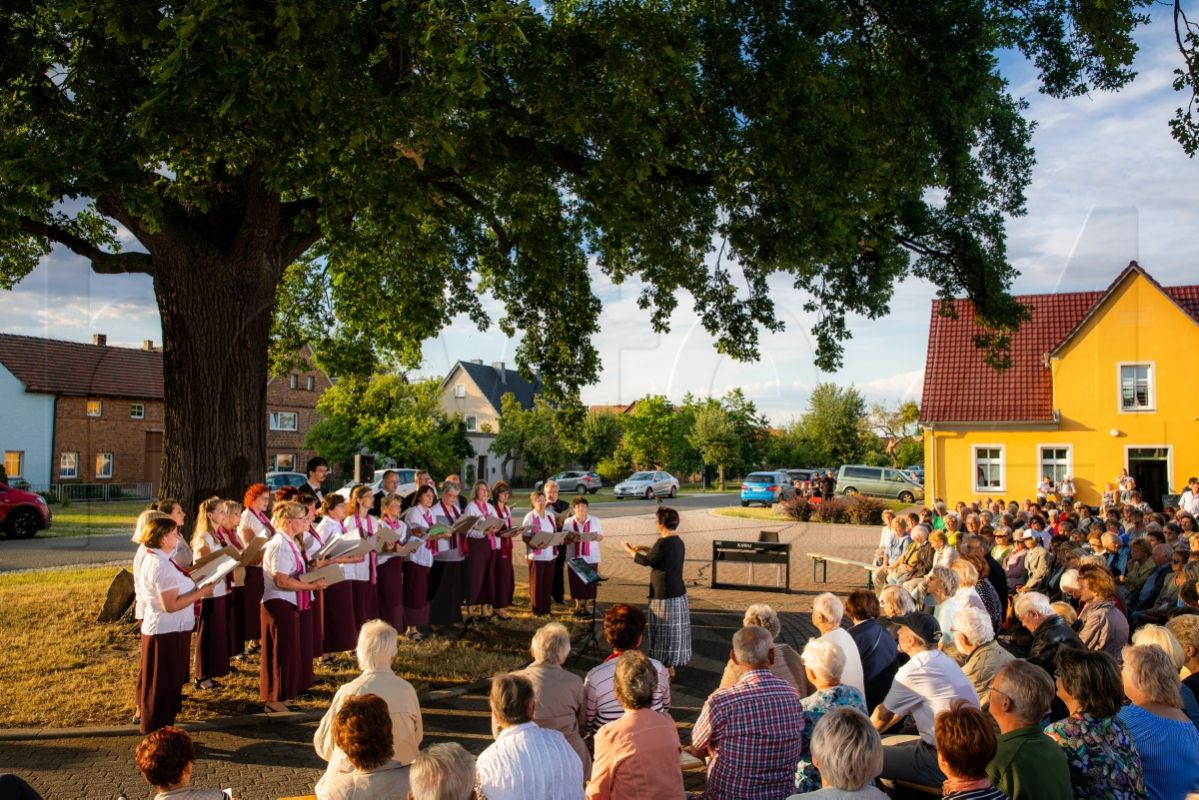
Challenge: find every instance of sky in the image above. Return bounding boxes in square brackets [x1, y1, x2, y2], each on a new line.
[3, 7, 1197, 425]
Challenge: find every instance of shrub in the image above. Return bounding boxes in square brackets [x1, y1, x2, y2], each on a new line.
[780, 496, 812, 521]
[813, 497, 849, 524]
[846, 496, 886, 526]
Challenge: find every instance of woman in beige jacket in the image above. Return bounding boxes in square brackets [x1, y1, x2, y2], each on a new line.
[512, 622, 591, 779]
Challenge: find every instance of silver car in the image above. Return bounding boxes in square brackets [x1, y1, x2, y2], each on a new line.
[614, 470, 679, 499]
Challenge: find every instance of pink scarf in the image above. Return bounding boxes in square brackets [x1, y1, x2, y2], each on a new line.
[282, 534, 311, 611]
[497, 505, 514, 558]
[167, 555, 201, 616]
[251, 509, 275, 536]
[572, 517, 592, 558]
[441, 501, 467, 556]
[422, 508, 437, 553]
[354, 513, 377, 584]
[475, 500, 497, 550]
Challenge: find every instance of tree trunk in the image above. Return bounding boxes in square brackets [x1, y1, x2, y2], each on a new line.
[717, 464, 725, 491]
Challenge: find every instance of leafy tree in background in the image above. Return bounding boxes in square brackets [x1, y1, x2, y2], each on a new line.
[687, 405, 741, 490]
[800, 383, 869, 467]
[492, 393, 565, 483]
[622, 395, 674, 470]
[767, 420, 822, 469]
[722, 388, 771, 472]
[305, 375, 473, 479]
[575, 411, 624, 471]
[0, 0, 1150, 514]
[868, 400, 922, 467]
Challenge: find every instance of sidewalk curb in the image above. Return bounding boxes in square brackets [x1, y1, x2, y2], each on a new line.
[0, 678, 494, 742]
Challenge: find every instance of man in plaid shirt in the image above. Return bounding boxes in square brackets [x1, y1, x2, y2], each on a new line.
[691, 626, 804, 800]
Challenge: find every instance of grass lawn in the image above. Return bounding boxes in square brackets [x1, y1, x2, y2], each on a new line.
[0, 565, 575, 729]
[41, 499, 146, 538]
[712, 497, 914, 522]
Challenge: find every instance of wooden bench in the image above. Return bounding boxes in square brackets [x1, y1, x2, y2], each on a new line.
[806, 552, 874, 589]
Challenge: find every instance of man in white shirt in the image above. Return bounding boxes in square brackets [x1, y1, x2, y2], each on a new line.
[870, 612, 979, 787]
[1181, 477, 1199, 517]
[477, 672, 584, 800]
[811, 592, 866, 699]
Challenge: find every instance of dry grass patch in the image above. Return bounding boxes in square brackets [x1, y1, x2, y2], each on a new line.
[0, 566, 576, 729]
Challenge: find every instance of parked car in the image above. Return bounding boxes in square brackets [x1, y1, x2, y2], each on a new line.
[614, 471, 679, 499]
[338, 468, 419, 500]
[535, 471, 602, 494]
[266, 471, 308, 491]
[740, 470, 797, 507]
[785, 468, 820, 485]
[835, 465, 924, 503]
[904, 465, 925, 485]
[0, 481, 52, 539]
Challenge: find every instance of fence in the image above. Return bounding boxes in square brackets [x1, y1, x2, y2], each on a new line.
[29, 482, 156, 502]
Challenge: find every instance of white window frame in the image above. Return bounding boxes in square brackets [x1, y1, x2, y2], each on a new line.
[972, 445, 1005, 493]
[1117, 361, 1155, 413]
[130, 403, 145, 420]
[86, 400, 103, 417]
[4, 451, 25, 479]
[59, 451, 78, 479]
[289, 374, 298, 389]
[306, 375, 315, 391]
[95, 452, 113, 479]
[273, 453, 296, 472]
[465, 415, 478, 432]
[454, 383, 466, 398]
[269, 411, 299, 431]
[1036, 444, 1073, 485]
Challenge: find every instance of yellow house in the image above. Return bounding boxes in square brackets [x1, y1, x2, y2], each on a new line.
[921, 262, 1199, 510]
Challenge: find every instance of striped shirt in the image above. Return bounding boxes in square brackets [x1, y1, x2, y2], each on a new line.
[944, 788, 1008, 800]
[582, 653, 671, 736]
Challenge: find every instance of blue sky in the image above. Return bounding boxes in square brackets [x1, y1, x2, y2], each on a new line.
[3, 7, 1196, 424]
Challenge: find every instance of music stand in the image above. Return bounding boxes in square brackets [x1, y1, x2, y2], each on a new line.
[567, 557, 607, 666]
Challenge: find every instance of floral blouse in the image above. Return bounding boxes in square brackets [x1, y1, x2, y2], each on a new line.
[1044, 711, 1146, 800]
[793, 684, 867, 793]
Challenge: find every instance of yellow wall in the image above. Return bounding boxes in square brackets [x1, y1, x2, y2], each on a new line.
[924, 272, 1199, 505]
[439, 367, 502, 432]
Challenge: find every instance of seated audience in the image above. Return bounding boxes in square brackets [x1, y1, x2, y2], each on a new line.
[583, 604, 670, 738]
[793, 639, 867, 793]
[720, 603, 808, 693]
[514, 622, 591, 778]
[1050, 601, 1078, 626]
[986, 661, 1072, 800]
[692, 626, 803, 800]
[786, 707, 887, 799]
[1076, 564, 1129, 660]
[135, 727, 230, 800]
[878, 584, 916, 618]
[1167, 614, 1199, 700]
[934, 703, 1006, 800]
[811, 593, 866, 699]
[1044, 648, 1146, 798]
[1117, 644, 1199, 799]
[845, 588, 900, 711]
[870, 612, 979, 786]
[314, 621, 422, 779]
[1121, 538, 1156, 598]
[1130, 543, 1175, 618]
[1131, 624, 1199, 726]
[952, 606, 1013, 712]
[1013, 592, 1082, 682]
[316, 694, 411, 800]
[407, 743, 475, 800]
[476, 672, 584, 800]
[585, 651, 684, 800]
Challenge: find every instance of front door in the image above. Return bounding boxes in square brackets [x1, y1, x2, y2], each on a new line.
[1128, 447, 1169, 511]
[477, 455, 488, 484]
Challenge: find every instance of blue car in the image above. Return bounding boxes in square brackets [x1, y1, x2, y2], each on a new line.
[740, 470, 796, 507]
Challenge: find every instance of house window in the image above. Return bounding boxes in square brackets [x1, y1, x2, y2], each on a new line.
[289, 374, 298, 389]
[130, 403, 145, 419]
[86, 400, 103, 417]
[465, 415, 478, 432]
[59, 452, 78, 479]
[1038, 446, 1071, 484]
[1119, 363, 1154, 411]
[4, 451, 24, 479]
[95, 452, 113, 479]
[306, 376, 315, 391]
[269, 411, 299, 431]
[454, 383, 466, 398]
[973, 447, 1004, 492]
[273, 453, 296, 472]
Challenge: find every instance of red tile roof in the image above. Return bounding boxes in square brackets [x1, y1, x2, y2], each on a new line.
[0, 333, 163, 399]
[920, 264, 1199, 424]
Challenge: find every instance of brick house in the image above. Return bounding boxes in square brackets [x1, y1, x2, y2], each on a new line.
[0, 333, 330, 491]
[438, 359, 542, 484]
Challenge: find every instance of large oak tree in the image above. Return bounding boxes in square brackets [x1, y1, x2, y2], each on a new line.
[1, 0, 1149, 513]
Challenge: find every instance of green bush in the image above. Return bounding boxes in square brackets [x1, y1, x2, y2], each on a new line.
[846, 495, 886, 526]
[813, 497, 849, 523]
[780, 496, 812, 521]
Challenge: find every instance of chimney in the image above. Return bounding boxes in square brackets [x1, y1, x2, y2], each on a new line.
[493, 361, 505, 383]
[142, 340, 154, 351]
[471, 358, 484, 365]
[92, 333, 107, 347]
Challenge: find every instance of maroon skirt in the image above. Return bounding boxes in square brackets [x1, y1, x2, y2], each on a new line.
[492, 548, 515, 610]
[260, 599, 302, 702]
[195, 594, 231, 680]
[309, 590, 324, 660]
[569, 564, 598, 601]
[528, 559, 555, 615]
[429, 560, 464, 626]
[352, 579, 379, 627]
[466, 538, 496, 606]
[240, 566, 265, 641]
[322, 580, 357, 654]
[403, 561, 431, 627]
[377, 557, 405, 632]
[138, 630, 190, 734]
[297, 606, 316, 693]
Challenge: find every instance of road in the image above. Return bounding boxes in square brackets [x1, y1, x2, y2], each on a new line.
[0, 492, 739, 572]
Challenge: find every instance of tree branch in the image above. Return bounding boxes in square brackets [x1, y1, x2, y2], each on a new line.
[16, 216, 154, 275]
[501, 135, 714, 189]
[432, 180, 515, 255]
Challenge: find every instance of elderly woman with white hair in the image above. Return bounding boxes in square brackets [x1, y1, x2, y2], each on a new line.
[314, 620, 423, 781]
[811, 593, 866, 699]
[408, 743, 476, 800]
[513, 622, 591, 777]
[719, 603, 809, 693]
[927, 567, 964, 640]
[952, 606, 1013, 710]
[1132, 624, 1199, 728]
[786, 707, 886, 799]
[878, 584, 916, 618]
[792, 639, 868, 794]
[1117, 644, 1199, 799]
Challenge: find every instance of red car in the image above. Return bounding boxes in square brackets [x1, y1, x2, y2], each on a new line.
[0, 482, 52, 539]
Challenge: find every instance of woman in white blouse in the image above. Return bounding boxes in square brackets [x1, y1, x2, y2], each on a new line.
[563, 496, 603, 617]
[344, 485, 382, 628]
[260, 501, 328, 713]
[188, 497, 234, 690]
[465, 481, 498, 623]
[377, 493, 408, 633]
[136, 517, 215, 733]
[317, 493, 360, 656]
[237, 483, 275, 651]
[522, 491, 558, 616]
[402, 485, 439, 640]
